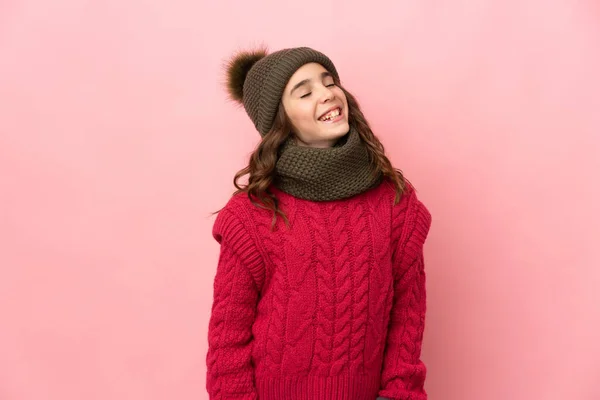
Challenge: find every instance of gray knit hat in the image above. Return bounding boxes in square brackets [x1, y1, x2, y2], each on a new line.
[225, 47, 340, 136]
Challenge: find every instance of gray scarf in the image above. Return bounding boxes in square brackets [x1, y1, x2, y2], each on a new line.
[273, 128, 383, 201]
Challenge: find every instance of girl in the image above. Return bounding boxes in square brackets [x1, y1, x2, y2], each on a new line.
[206, 46, 432, 400]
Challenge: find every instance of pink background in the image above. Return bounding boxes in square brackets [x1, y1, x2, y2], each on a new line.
[1, 0, 599, 399]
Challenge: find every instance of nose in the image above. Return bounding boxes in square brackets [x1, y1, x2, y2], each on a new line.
[318, 85, 335, 103]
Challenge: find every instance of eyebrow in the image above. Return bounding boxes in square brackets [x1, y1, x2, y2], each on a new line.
[289, 71, 332, 95]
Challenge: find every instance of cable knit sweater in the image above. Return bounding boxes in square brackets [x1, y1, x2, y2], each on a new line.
[206, 179, 432, 400]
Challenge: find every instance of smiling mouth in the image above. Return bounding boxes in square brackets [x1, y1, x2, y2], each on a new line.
[318, 107, 342, 122]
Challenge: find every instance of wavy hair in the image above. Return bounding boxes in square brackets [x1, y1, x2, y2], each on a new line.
[216, 85, 408, 228]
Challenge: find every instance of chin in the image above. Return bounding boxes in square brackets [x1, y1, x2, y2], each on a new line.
[329, 122, 350, 137]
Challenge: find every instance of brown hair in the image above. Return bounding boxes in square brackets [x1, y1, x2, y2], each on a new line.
[215, 85, 408, 228]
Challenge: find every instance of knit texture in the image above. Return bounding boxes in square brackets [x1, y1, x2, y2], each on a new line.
[242, 47, 339, 136]
[206, 179, 431, 400]
[274, 128, 383, 201]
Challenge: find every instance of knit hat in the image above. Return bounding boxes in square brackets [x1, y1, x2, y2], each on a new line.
[225, 46, 340, 136]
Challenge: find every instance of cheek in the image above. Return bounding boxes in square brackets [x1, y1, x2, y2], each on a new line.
[335, 89, 348, 107]
[290, 105, 316, 126]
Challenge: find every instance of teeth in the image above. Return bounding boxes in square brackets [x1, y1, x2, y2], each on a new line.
[320, 108, 340, 121]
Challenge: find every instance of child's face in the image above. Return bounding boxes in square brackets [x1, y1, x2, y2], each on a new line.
[281, 63, 349, 148]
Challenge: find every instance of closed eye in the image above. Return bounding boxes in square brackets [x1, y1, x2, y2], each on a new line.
[300, 83, 335, 98]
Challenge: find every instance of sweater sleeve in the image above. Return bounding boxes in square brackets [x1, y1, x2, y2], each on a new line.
[206, 207, 263, 400]
[379, 188, 432, 400]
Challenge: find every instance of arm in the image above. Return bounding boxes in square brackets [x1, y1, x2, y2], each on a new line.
[206, 209, 263, 400]
[379, 188, 432, 400]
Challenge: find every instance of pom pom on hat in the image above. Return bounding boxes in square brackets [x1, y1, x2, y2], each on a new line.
[224, 47, 268, 104]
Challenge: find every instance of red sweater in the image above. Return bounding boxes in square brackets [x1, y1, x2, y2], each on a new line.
[206, 179, 432, 400]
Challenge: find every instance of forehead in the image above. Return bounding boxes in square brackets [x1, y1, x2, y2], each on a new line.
[286, 62, 330, 85]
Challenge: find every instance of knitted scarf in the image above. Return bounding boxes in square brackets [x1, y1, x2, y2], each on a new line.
[273, 128, 383, 201]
